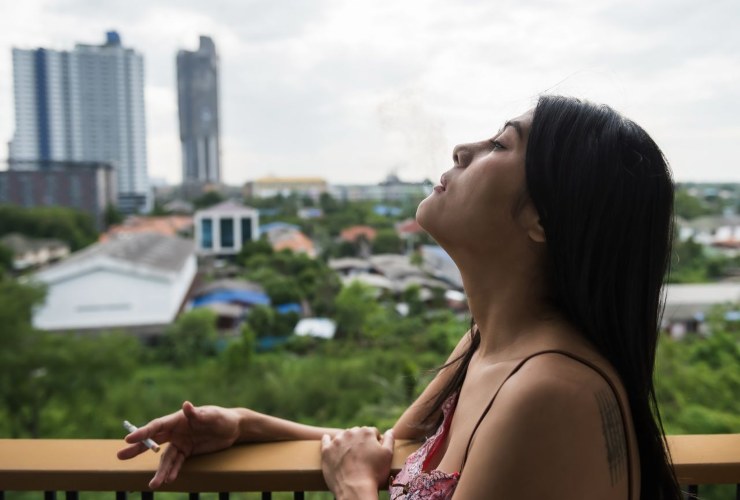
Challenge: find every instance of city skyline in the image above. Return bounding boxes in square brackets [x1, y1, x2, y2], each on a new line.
[0, 0, 738, 186]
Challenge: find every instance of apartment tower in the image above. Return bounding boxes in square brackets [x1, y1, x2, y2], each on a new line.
[9, 31, 149, 213]
[177, 36, 221, 185]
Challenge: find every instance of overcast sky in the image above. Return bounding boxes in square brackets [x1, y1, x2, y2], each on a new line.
[1, 0, 738, 185]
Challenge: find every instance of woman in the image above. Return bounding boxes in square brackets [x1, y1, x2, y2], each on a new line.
[119, 95, 682, 499]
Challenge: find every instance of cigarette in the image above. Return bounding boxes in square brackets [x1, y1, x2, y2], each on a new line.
[123, 420, 161, 452]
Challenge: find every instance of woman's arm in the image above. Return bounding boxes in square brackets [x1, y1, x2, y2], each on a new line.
[118, 401, 344, 488]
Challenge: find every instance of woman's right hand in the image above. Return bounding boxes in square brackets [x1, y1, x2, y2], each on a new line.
[117, 401, 243, 489]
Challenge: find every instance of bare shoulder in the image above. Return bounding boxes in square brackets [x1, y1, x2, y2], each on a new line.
[453, 353, 630, 499]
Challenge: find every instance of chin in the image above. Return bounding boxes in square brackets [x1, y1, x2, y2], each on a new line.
[416, 196, 442, 242]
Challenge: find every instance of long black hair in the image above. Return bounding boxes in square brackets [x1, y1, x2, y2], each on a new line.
[421, 95, 681, 499]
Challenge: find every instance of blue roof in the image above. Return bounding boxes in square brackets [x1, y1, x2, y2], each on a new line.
[193, 290, 271, 307]
[373, 205, 402, 216]
[275, 302, 302, 314]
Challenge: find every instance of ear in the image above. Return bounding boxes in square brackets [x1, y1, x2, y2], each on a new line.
[520, 202, 546, 243]
[527, 219, 546, 243]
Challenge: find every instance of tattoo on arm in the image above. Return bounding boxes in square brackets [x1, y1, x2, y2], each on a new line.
[595, 389, 627, 486]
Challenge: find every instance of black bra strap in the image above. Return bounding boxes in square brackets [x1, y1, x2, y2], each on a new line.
[459, 349, 633, 500]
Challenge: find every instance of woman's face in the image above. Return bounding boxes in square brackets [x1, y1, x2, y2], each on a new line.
[417, 110, 539, 254]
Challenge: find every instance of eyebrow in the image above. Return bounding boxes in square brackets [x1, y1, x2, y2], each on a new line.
[503, 120, 523, 139]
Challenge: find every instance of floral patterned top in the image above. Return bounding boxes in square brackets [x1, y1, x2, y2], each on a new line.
[390, 395, 460, 499]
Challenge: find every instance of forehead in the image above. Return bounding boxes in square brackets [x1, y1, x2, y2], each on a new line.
[501, 109, 534, 140]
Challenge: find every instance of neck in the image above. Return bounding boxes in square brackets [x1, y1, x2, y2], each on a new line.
[453, 246, 559, 359]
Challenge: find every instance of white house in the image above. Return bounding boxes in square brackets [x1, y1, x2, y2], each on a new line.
[31, 233, 196, 333]
[194, 200, 260, 256]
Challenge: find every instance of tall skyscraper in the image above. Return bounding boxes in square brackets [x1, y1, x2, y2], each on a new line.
[9, 31, 150, 213]
[177, 36, 221, 185]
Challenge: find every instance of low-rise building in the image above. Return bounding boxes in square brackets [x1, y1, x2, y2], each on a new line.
[244, 177, 328, 201]
[663, 282, 740, 338]
[329, 175, 432, 202]
[677, 215, 740, 256]
[100, 215, 193, 242]
[420, 245, 463, 288]
[0, 160, 117, 230]
[261, 223, 316, 258]
[0, 233, 70, 270]
[31, 233, 197, 334]
[194, 200, 260, 257]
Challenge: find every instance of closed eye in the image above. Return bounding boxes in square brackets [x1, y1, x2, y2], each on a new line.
[490, 139, 505, 151]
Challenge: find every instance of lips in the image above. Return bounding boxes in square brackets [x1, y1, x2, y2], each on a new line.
[434, 175, 448, 193]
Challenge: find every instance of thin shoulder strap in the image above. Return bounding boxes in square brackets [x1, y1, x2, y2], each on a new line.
[459, 349, 634, 500]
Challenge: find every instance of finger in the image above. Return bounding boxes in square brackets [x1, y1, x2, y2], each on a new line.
[126, 414, 174, 444]
[321, 434, 331, 451]
[182, 401, 197, 419]
[117, 441, 149, 460]
[167, 450, 186, 483]
[149, 444, 178, 489]
[381, 429, 394, 452]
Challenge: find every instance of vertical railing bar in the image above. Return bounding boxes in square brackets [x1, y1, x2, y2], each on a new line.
[0, 490, 4, 500]
[293, 492, 305, 500]
[188, 493, 200, 500]
[735, 483, 739, 500]
[686, 484, 698, 500]
[65, 492, 78, 500]
[116, 492, 127, 500]
[45, 492, 56, 500]
[261, 493, 272, 500]
[141, 492, 154, 500]
[218, 493, 229, 500]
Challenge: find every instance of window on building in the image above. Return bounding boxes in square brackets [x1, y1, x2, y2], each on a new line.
[201, 218, 213, 249]
[241, 217, 252, 244]
[220, 217, 234, 248]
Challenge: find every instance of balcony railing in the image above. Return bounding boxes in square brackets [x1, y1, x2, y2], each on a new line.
[1, 435, 739, 498]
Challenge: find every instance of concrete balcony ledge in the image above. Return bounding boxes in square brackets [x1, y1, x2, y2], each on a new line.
[0, 435, 739, 492]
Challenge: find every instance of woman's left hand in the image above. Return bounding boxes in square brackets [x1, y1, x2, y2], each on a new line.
[321, 426, 394, 500]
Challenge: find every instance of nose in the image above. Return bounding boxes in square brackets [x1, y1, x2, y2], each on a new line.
[452, 143, 473, 168]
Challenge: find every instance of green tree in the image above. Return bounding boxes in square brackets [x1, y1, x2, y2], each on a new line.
[0, 244, 13, 276]
[237, 238, 274, 265]
[246, 305, 277, 338]
[674, 188, 712, 220]
[161, 309, 218, 365]
[193, 191, 225, 209]
[0, 205, 97, 250]
[372, 228, 403, 254]
[103, 204, 124, 227]
[334, 282, 383, 339]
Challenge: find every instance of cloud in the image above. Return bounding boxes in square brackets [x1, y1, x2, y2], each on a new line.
[0, 0, 738, 184]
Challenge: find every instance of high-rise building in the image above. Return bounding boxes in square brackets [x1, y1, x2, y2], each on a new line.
[177, 36, 221, 185]
[9, 31, 150, 213]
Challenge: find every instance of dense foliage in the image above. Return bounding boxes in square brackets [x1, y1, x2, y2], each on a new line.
[0, 204, 98, 251]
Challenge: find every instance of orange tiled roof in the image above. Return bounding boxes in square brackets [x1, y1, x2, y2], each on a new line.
[100, 216, 193, 242]
[396, 218, 424, 235]
[272, 231, 316, 257]
[339, 225, 377, 242]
